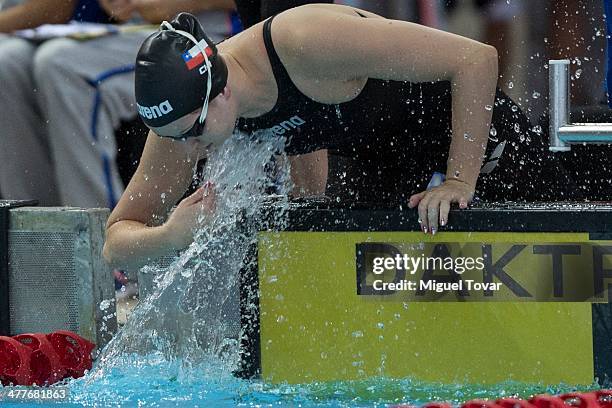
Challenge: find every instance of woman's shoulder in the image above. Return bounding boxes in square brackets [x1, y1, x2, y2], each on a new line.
[275, 3, 383, 28]
[278, 3, 374, 19]
[271, 4, 383, 58]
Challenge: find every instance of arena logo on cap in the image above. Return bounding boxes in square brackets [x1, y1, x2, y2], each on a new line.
[182, 39, 213, 71]
[137, 100, 174, 120]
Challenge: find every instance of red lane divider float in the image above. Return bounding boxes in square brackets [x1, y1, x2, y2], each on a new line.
[594, 391, 612, 408]
[497, 398, 538, 408]
[47, 330, 95, 379]
[0, 331, 95, 386]
[0, 336, 34, 386]
[529, 395, 568, 408]
[392, 392, 612, 408]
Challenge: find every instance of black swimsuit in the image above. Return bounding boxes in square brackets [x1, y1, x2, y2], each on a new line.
[237, 16, 454, 157]
[238, 14, 578, 203]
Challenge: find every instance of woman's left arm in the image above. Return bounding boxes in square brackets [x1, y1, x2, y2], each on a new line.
[283, 8, 498, 234]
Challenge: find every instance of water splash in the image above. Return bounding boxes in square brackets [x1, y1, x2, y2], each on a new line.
[91, 130, 291, 381]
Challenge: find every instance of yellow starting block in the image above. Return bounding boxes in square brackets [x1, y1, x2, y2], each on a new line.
[237, 202, 612, 386]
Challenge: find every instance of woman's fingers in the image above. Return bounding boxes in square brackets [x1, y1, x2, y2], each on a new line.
[427, 200, 440, 234]
[183, 181, 216, 206]
[439, 200, 451, 228]
[408, 191, 427, 208]
[417, 191, 469, 234]
[183, 186, 205, 205]
[417, 194, 431, 233]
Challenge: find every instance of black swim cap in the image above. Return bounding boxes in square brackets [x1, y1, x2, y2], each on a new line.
[135, 12, 228, 128]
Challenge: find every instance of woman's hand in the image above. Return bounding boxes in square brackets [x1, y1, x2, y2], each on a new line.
[99, 0, 136, 23]
[408, 180, 474, 235]
[163, 182, 217, 249]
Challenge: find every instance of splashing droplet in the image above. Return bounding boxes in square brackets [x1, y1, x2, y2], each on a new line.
[489, 127, 498, 142]
[99, 299, 113, 311]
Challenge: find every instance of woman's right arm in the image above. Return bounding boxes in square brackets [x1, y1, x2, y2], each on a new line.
[103, 131, 208, 271]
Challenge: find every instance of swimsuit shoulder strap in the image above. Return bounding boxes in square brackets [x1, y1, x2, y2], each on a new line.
[262, 15, 297, 98]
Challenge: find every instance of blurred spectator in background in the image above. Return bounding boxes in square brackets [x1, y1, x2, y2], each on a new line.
[545, 0, 606, 107]
[0, 0, 109, 30]
[441, 0, 525, 106]
[443, 0, 607, 119]
[519, 0, 607, 121]
[0, 0, 111, 206]
[0, 0, 238, 208]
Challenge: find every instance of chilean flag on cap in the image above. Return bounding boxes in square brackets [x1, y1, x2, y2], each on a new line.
[182, 39, 213, 70]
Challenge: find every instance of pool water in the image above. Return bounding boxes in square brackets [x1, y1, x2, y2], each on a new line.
[0, 355, 601, 407]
